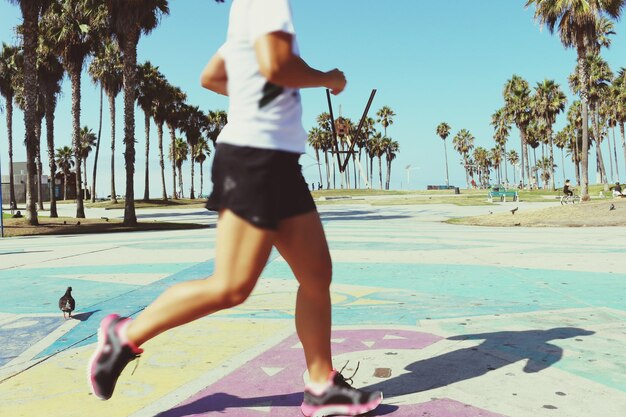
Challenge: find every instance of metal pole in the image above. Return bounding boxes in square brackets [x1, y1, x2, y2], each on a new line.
[326, 89, 343, 172]
[340, 89, 377, 173]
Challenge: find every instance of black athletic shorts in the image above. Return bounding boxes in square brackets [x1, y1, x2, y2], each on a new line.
[206, 143, 316, 230]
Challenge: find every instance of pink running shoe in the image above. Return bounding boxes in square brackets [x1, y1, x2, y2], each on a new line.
[301, 369, 383, 417]
[87, 314, 143, 400]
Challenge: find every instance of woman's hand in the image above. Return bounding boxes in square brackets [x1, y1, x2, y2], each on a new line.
[325, 69, 346, 95]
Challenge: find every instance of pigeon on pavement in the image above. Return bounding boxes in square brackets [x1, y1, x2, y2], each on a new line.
[59, 287, 75, 319]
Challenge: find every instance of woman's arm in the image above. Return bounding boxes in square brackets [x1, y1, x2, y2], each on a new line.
[200, 53, 228, 96]
[255, 31, 346, 95]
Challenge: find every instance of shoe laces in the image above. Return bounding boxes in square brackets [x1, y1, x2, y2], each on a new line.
[130, 353, 142, 376]
[336, 361, 360, 388]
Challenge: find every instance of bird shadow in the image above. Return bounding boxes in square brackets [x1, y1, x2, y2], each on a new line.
[362, 327, 594, 397]
[71, 310, 100, 322]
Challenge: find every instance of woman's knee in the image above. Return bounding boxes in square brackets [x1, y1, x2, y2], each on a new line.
[210, 278, 255, 308]
[300, 260, 332, 292]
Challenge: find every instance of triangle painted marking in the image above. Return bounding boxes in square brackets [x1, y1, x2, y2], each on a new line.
[262, 367, 284, 377]
[383, 334, 407, 340]
[362, 341, 375, 348]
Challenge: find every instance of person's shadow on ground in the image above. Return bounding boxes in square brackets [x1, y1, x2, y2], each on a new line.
[157, 327, 593, 416]
[362, 327, 594, 397]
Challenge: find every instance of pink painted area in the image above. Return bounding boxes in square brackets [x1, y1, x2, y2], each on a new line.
[158, 329, 508, 417]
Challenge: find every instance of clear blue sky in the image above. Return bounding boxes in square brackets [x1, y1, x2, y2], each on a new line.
[1, 1, 626, 196]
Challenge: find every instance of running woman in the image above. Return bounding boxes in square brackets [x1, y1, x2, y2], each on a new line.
[87, 1, 383, 416]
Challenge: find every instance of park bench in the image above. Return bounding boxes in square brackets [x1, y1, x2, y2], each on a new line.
[488, 186, 518, 202]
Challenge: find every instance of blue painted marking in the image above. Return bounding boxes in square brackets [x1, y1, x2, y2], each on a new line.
[0, 317, 64, 366]
[37, 259, 217, 357]
[0, 263, 196, 314]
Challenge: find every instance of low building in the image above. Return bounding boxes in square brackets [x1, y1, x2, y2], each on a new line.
[1, 162, 51, 204]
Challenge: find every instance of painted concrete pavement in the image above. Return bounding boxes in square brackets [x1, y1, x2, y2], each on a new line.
[0, 203, 625, 416]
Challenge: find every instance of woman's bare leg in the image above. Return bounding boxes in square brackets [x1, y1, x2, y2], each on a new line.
[126, 210, 275, 346]
[273, 211, 333, 384]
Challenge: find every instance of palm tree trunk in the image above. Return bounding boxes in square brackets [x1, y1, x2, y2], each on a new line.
[5, 98, 17, 206]
[463, 154, 470, 189]
[378, 156, 383, 190]
[121, 34, 139, 225]
[612, 126, 620, 182]
[190, 153, 196, 199]
[35, 120, 44, 211]
[178, 165, 184, 198]
[108, 92, 118, 204]
[200, 160, 204, 197]
[324, 150, 330, 189]
[578, 52, 591, 199]
[44, 90, 58, 217]
[21, 4, 40, 225]
[621, 122, 626, 178]
[315, 148, 322, 186]
[548, 128, 555, 191]
[561, 149, 566, 185]
[92, 86, 103, 203]
[84, 158, 88, 199]
[443, 140, 450, 187]
[167, 122, 177, 199]
[68, 63, 85, 218]
[143, 110, 150, 202]
[591, 109, 607, 186]
[386, 157, 392, 190]
[370, 156, 374, 189]
[157, 122, 167, 200]
[606, 124, 615, 183]
[63, 173, 67, 201]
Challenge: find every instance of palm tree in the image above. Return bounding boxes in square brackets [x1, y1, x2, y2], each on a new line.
[206, 109, 228, 144]
[151, 78, 172, 200]
[164, 85, 186, 199]
[136, 61, 162, 201]
[472, 147, 490, 188]
[554, 129, 569, 184]
[6, 0, 52, 225]
[385, 139, 399, 190]
[570, 53, 613, 186]
[489, 146, 503, 185]
[180, 104, 207, 199]
[436, 122, 451, 187]
[43, 0, 107, 218]
[36, 41, 64, 217]
[376, 106, 395, 137]
[308, 127, 325, 187]
[526, 0, 625, 198]
[55, 146, 74, 201]
[507, 150, 520, 185]
[533, 80, 567, 190]
[536, 156, 556, 189]
[193, 137, 211, 197]
[453, 129, 475, 188]
[78, 126, 97, 198]
[491, 108, 511, 184]
[170, 137, 188, 198]
[613, 68, 626, 175]
[88, 40, 123, 203]
[504, 75, 533, 188]
[105, 0, 169, 225]
[0, 44, 20, 208]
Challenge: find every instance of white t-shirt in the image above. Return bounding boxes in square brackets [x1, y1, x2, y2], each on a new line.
[216, 0, 307, 154]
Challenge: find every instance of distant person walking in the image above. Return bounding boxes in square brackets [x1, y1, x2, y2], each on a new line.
[87, 1, 382, 416]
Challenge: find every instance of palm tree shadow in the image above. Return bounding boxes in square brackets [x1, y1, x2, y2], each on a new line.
[363, 327, 594, 397]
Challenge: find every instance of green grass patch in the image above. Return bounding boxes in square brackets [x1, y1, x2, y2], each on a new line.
[86, 198, 206, 210]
